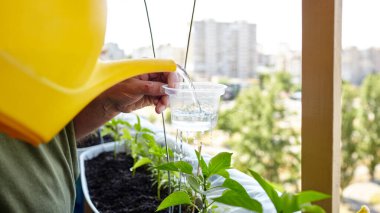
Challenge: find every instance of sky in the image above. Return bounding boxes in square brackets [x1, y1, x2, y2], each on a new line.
[105, 0, 380, 54]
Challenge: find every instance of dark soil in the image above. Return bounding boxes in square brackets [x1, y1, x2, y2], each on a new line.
[85, 152, 179, 213]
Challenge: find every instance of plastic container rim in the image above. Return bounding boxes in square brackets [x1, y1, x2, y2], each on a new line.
[163, 82, 227, 95]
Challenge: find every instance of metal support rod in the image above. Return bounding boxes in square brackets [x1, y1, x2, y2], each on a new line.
[143, 1, 172, 213]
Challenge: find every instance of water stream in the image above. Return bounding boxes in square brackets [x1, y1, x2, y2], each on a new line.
[176, 64, 202, 112]
[173, 65, 215, 213]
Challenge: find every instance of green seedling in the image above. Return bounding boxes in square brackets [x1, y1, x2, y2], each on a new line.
[145, 139, 172, 199]
[128, 115, 174, 199]
[212, 178, 262, 212]
[101, 118, 132, 159]
[156, 151, 233, 213]
[156, 191, 195, 212]
[102, 115, 173, 199]
[249, 169, 330, 213]
[214, 169, 330, 213]
[128, 115, 156, 172]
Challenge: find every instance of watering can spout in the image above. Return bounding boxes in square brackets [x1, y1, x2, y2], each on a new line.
[0, 57, 176, 146]
[0, 0, 177, 145]
[93, 59, 177, 89]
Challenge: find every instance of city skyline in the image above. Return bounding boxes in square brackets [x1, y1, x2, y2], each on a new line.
[105, 0, 380, 54]
[192, 20, 257, 78]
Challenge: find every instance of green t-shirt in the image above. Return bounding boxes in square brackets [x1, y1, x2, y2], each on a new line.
[0, 122, 79, 213]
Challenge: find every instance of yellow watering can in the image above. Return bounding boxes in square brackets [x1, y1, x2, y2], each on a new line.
[0, 0, 176, 146]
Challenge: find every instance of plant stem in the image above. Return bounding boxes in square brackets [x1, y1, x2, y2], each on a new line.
[134, 133, 138, 159]
[191, 193, 196, 213]
[114, 142, 117, 159]
[157, 169, 161, 200]
[196, 141, 203, 176]
[190, 203, 201, 213]
[125, 139, 128, 157]
[201, 175, 208, 213]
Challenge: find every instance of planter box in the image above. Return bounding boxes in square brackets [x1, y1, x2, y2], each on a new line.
[80, 136, 276, 213]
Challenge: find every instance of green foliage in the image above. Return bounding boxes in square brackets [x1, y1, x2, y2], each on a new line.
[207, 152, 232, 178]
[273, 71, 295, 93]
[218, 72, 380, 193]
[130, 157, 152, 172]
[102, 115, 171, 199]
[340, 74, 380, 186]
[212, 169, 329, 213]
[156, 191, 192, 212]
[249, 169, 330, 213]
[101, 118, 132, 142]
[101, 117, 133, 159]
[212, 178, 262, 212]
[194, 151, 232, 179]
[360, 74, 380, 176]
[218, 73, 300, 185]
[156, 151, 234, 213]
[249, 170, 282, 210]
[156, 161, 193, 175]
[341, 82, 364, 187]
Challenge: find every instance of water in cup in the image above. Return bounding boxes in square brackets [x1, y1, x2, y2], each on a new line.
[163, 81, 226, 132]
[171, 109, 217, 132]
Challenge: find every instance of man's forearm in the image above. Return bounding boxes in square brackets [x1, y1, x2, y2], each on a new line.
[73, 96, 118, 140]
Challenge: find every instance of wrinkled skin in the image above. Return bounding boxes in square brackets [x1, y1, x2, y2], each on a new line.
[74, 72, 179, 139]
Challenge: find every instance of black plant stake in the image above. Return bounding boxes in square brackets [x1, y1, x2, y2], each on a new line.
[143, 0, 197, 212]
[143, 1, 173, 212]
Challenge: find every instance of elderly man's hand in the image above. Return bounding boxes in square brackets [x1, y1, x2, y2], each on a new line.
[74, 72, 178, 139]
[100, 72, 178, 115]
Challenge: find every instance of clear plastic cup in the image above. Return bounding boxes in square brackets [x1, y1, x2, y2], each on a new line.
[163, 82, 227, 132]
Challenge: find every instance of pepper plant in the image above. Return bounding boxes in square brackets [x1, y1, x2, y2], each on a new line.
[213, 169, 330, 213]
[156, 149, 330, 213]
[101, 117, 132, 159]
[103, 116, 331, 212]
[155, 151, 233, 212]
[130, 124, 173, 199]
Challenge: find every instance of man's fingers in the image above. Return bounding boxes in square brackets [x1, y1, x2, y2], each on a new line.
[119, 97, 155, 113]
[138, 72, 180, 88]
[155, 96, 169, 114]
[161, 95, 169, 106]
[130, 79, 165, 96]
[165, 72, 180, 88]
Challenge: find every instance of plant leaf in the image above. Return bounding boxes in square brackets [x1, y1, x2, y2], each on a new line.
[117, 119, 132, 128]
[213, 190, 263, 212]
[222, 178, 248, 195]
[121, 129, 132, 140]
[208, 152, 232, 176]
[156, 191, 191, 211]
[142, 133, 155, 143]
[134, 115, 142, 131]
[248, 170, 282, 212]
[195, 150, 209, 177]
[131, 157, 152, 171]
[156, 161, 193, 175]
[297, 190, 330, 206]
[100, 128, 114, 137]
[215, 169, 230, 178]
[187, 175, 202, 193]
[281, 192, 298, 213]
[142, 127, 155, 134]
[301, 204, 326, 213]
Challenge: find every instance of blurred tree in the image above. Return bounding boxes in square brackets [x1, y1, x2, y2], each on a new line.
[341, 82, 364, 188]
[360, 74, 380, 178]
[218, 72, 380, 190]
[274, 71, 294, 93]
[218, 73, 300, 186]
